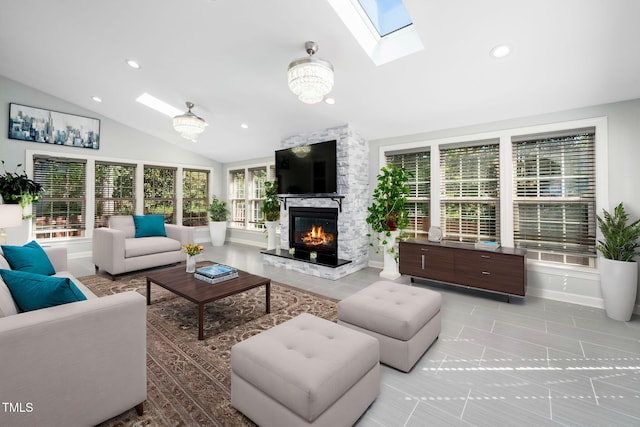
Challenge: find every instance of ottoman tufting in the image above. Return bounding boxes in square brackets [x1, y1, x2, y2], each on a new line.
[231, 312, 380, 427]
[338, 280, 441, 372]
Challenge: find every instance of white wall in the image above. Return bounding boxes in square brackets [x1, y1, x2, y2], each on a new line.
[368, 98, 640, 311]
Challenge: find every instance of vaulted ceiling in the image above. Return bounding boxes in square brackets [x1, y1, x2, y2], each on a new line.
[1, 0, 639, 163]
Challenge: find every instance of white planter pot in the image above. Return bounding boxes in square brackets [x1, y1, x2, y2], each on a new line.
[208, 221, 227, 246]
[599, 257, 638, 321]
[5, 203, 32, 244]
[264, 221, 279, 250]
[379, 230, 401, 280]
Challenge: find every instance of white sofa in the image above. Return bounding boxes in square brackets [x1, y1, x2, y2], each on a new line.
[93, 215, 193, 279]
[0, 246, 146, 427]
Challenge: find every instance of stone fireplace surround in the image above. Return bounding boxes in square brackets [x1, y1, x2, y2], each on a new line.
[262, 124, 369, 280]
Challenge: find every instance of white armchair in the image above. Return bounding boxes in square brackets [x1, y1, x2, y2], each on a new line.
[93, 215, 193, 279]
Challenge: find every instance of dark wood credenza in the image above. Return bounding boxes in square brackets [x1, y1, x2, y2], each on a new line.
[399, 239, 527, 297]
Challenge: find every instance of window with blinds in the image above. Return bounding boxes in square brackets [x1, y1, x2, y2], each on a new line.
[228, 165, 275, 230]
[229, 169, 246, 228]
[183, 169, 209, 226]
[33, 156, 86, 239]
[143, 165, 176, 223]
[386, 151, 430, 238]
[95, 162, 136, 228]
[249, 167, 269, 230]
[512, 128, 596, 266]
[440, 142, 500, 242]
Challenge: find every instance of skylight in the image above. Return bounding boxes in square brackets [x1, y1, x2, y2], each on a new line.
[357, 0, 412, 37]
[136, 93, 183, 117]
[327, 0, 423, 66]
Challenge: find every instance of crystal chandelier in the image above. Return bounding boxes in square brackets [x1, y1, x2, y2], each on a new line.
[173, 102, 206, 141]
[287, 41, 334, 104]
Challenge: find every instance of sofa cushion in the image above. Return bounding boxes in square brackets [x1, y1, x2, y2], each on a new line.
[0, 254, 10, 270]
[109, 215, 136, 238]
[124, 236, 182, 258]
[133, 215, 167, 238]
[0, 269, 87, 312]
[0, 276, 19, 317]
[1, 240, 56, 275]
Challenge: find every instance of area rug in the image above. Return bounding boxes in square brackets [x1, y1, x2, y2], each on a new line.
[79, 268, 338, 427]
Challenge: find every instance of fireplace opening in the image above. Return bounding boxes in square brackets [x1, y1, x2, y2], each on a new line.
[290, 207, 338, 262]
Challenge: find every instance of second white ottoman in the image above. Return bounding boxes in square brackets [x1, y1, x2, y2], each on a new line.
[338, 280, 441, 372]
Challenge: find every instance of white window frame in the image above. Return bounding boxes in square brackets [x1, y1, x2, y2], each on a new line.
[25, 149, 215, 241]
[226, 162, 275, 231]
[379, 116, 608, 271]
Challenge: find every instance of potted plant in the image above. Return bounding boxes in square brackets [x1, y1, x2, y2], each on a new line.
[596, 202, 640, 321]
[261, 181, 280, 250]
[0, 161, 44, 214]
[208, 195, 230, 247]
[366, 164, 411, 279]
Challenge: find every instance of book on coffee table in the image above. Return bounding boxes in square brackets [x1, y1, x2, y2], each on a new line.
[194, 264, 239, 284]
[194, 271, 239, 284]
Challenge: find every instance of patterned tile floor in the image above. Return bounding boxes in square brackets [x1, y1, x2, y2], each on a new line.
[72, 242, 640, 427]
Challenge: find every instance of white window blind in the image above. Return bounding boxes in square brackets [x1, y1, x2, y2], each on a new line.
[512, 128, 596, 265]
[33, 155, 86, 239]
[249, 167, 268, 229]
[229, 169, 246, 228]
[440, 142, 500, 242]
[386, 151, 430, 238]
[95, 161, 136, 228]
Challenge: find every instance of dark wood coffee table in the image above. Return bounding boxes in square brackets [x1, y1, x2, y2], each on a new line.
[146, 264, 270, 340]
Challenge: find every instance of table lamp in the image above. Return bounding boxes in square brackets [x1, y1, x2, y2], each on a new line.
[0, 204, 22, 245]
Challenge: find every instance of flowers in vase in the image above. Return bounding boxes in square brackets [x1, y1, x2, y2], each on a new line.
[182, 243, 203, 256]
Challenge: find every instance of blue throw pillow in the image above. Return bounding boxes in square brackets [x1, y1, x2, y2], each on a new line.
[133, 215, 167, 238]
[1, 240, 56, 275]
[0, 269, 87, 312]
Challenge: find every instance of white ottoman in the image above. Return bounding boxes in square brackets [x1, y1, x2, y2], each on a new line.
[231, 313, 380, 427]
[338, 281, 441, 372]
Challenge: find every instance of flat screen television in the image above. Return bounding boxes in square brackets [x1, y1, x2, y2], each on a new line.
[275, 140, 337, 195]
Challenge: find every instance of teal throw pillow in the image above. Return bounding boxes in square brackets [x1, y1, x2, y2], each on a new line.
[1, 240, 56, 275]
[0, 269, 87, 312]
[133, 215, 167, 238]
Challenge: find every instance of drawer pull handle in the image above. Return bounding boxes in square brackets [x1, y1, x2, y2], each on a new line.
[420, 248, 429, 252]
[481, 255, 491, 259]
[482, 271, 491, 275]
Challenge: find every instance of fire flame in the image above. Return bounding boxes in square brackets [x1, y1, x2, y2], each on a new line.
[301, 225, 333, 247]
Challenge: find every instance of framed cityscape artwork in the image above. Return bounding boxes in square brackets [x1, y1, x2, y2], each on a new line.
[8, 103, 100, 149]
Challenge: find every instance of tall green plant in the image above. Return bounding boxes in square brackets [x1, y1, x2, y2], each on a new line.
[366, 164, 411, 233]
[261, 181, 280, 221]
[207, 195, 230, 222]
[366, 164, 411, 260]
[596, 202, 640, 261]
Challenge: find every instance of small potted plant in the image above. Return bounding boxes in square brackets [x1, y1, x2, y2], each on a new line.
[207, 195, 230, 247]
[261, 181, 280, 250]
[182, 243, 203, 273]
[366, 164, 411, 279]
[596, 202, 640, 321]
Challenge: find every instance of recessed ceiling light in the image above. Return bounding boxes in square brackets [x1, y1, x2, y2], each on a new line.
[490, 45, 511, 58]
[126, 59, 141, 69]
[240, 123, 249, 129]
[91, 96, 102, 103]
[325, 97, 336, 105]
[136, 92, 183, 117]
